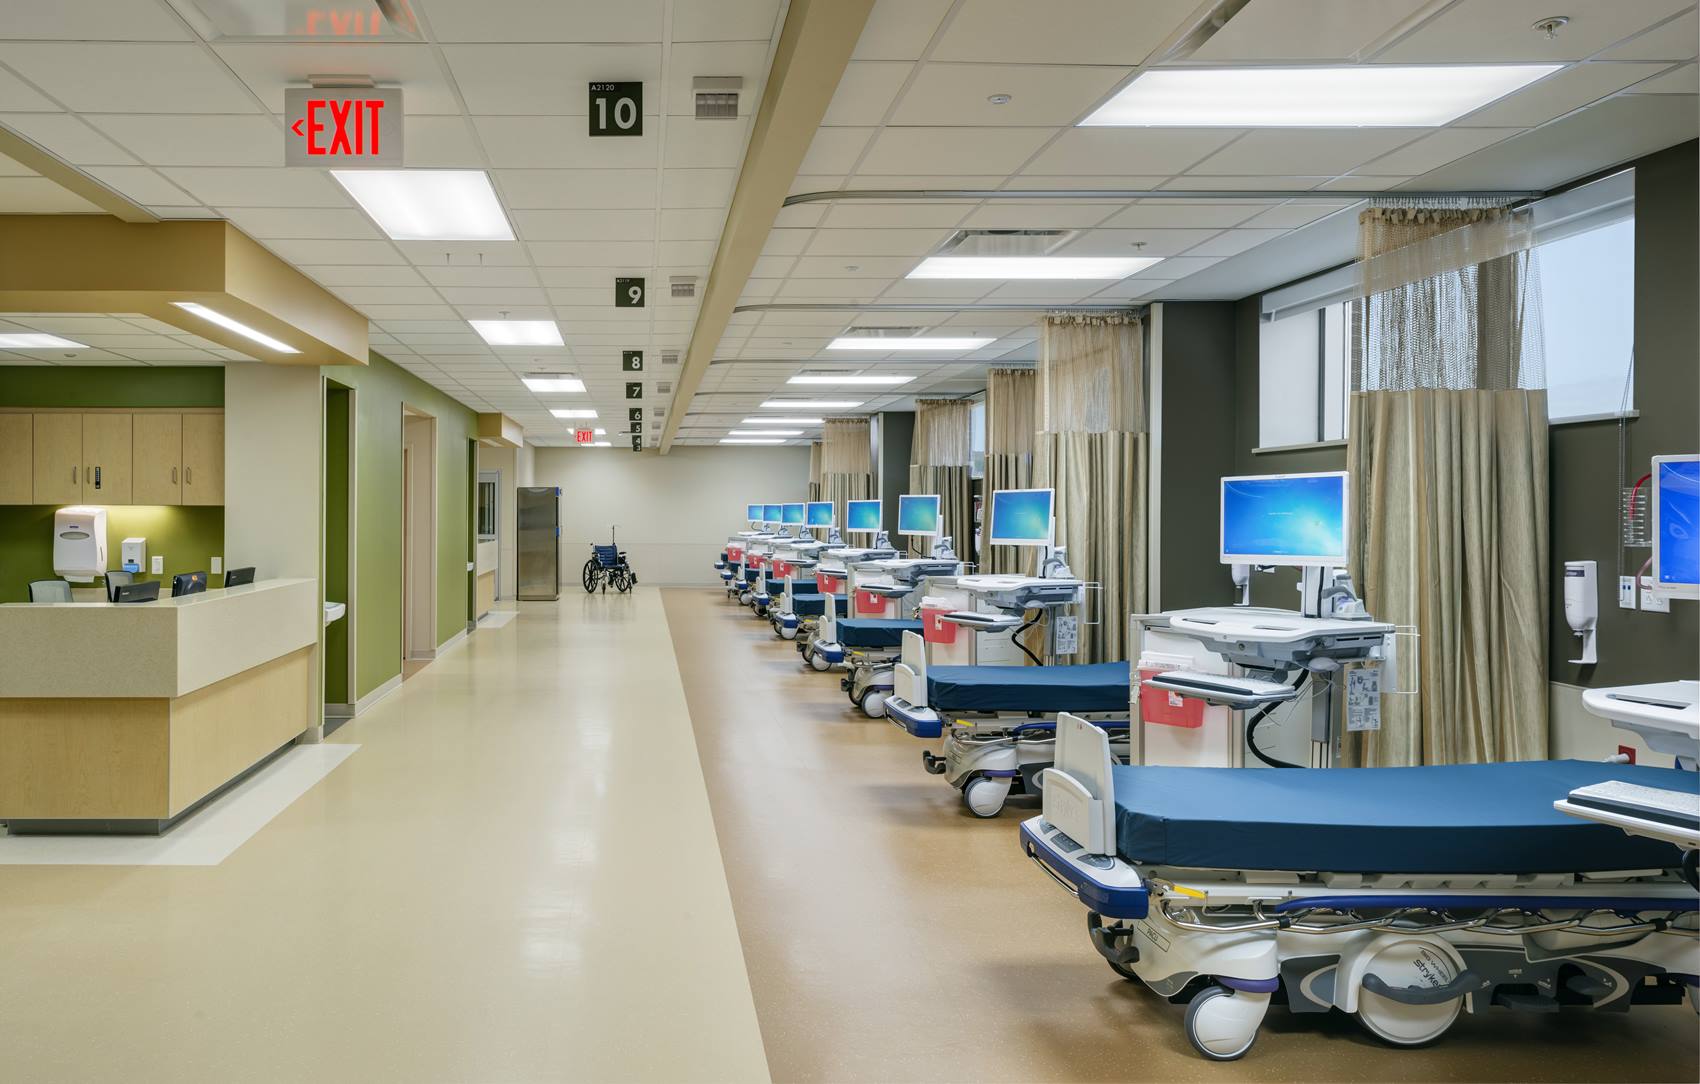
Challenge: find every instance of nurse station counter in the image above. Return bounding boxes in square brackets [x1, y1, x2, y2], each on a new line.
[0, 578, 317, 832]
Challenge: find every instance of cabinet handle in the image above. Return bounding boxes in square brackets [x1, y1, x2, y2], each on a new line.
[94, 465, 101, 489]
[72, 465, 77, 485]
[186, 467, 193, 485]
[172, 467, 178, 483]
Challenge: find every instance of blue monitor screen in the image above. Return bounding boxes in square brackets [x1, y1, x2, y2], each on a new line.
[762, 503, 782, 523]
[746, 503, 762, 521]
[988, 488, 1053, 546]
[1656, 458, 1699, 589]
[806, 501, 834, 527]
[897, 494, 940, 537]
[845, 499, 881, 532]
[1220, 473, 1347, 566]
[782, 502, 806, 525]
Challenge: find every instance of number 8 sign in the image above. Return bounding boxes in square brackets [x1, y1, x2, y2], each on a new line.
[588, 82, 643, 137]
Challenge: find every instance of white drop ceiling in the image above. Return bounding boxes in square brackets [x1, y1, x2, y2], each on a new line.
[0, 0, 1692, 449]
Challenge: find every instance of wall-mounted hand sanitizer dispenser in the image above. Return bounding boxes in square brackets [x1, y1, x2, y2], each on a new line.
[53, 506, 107, 583]
[121, 537, 147, 574]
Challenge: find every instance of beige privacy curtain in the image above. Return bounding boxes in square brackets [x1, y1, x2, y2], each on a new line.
[820, 417, 873, 528]
[1036, 313, 1147, 664]
[1344, 203, 1550, 767]
[909, 399, 973, 558]
[984, 368, 1037, 574]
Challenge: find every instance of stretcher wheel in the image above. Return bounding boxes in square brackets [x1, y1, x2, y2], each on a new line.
[809, 651, 832, 672]
[1184, 986, 1262, 1061]
[738, 590, 753, 606]
[1354, 939, 1466, 1048]
[858, 689, 887, 718]
[778, 623, 798, 641]
[962, 775, 1011, 817]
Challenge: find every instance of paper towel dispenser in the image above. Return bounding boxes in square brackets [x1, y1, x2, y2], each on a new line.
[54, 506, 107, 583]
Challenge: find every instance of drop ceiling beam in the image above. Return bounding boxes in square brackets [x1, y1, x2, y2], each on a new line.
[733, 303, 1140, 313]
[659, 0, 874, 454]
[0, 125, 158, 223]
[783, 188, 1545, 205]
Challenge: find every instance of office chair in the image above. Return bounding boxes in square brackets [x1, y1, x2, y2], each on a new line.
[28, 579, 73, 604]
[105, 569, 134, 603]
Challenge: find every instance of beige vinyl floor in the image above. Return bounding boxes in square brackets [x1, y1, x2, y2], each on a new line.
[0, 588, 768, 1084]
[663, 587, 1700, 1084]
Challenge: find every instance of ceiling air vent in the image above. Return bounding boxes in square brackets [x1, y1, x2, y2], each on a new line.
[661, 351, 680, 366]
[652, 407, 666, 418]
[937, 229, 1075, 257]
[656, 381, 673, 394]
[670, 276, 698, 299]
[693, 76, 742, 119]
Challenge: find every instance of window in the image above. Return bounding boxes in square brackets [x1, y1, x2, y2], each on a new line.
[1257, 301, 1348, 449]
[1537, 216, 1634, 422]
[476, 473, 498, 539]
[969, 399, 986, 479]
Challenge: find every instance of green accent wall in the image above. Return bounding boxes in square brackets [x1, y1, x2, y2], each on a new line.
[323, 352, 475, 700]
[324, 384, 352, 705]
[0, 367, 225, 602]
[1158, 302, 1240, 610]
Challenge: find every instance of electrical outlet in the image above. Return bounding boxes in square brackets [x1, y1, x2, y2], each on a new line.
[211, 556, 223, 575]
[1641, 586, 1671, 613]
[1618, 576, 1636, 609]
[150, 555, 164, 574]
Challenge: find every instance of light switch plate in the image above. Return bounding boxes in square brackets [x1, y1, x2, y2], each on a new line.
[1641, 587, 1671, 613]
[211, 556, 223, 575]
[151, 555, 164, 574]
[1618, 576, 1636, 609]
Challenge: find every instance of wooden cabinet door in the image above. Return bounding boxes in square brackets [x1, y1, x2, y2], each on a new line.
[31, 413, 81, 505]
[181, 413, 224, 506]
[0, 414, 31, 504]
[132, 413, 183, 505]
[81, 413, 132, 504]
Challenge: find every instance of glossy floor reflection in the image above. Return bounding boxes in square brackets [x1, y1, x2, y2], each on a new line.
[0, 589, 768, 1084]
[664, 587, 1700, 1084]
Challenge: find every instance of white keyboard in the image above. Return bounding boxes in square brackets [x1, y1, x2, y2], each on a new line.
[1142, 670, 1297, 708]
[1567, 781, 1700, 829]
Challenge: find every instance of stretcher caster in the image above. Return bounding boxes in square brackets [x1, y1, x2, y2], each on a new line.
[777, 623, 797, 640]
[1184, 986, 1267, 1062]
[858, 689, 887, 718]
[809, 651, 832, 672]
[1353, 938, 1473, 1048]
[962, 775, 1011, 817]
[921, 750, 947, 775]
[738, 590, 753, 606]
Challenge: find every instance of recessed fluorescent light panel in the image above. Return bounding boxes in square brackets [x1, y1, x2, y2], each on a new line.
[721, 438, 785, 445]
[728, 429, 802, 436]
[550, 409, 598, 419]
[759, 400, 864, 410]
[827, 336, 993, 351]
[471, 320, 563, 347]
[741, 417, 822, 425]
[581, 441, 613, 447]
[331, 169, 515, 241]
[908, 256, 1161, 280]
[521, 374, 584, 393]
[171, 301, 298, 353]
[0, 333, 86, 349]
[1082, 65, 1560, 128]
[787, 375, 914, 387]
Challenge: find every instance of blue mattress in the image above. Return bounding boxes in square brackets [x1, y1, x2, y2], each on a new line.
[839, 617, 921, 648]
[928, 662, 1129, 713]
[789, 593, 849, 617]
[1111, 760, 1691, 874]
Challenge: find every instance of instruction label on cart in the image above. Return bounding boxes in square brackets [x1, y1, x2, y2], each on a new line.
[1054, 616, 1078, 656]
[1346, 667, 1381, 732]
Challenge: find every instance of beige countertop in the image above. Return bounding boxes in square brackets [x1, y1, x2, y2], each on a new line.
[0, 577, 318, 699]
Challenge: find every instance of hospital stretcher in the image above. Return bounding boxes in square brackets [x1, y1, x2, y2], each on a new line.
[1022, 714, 1700, 1061]
[806, 549, 961, 704]
[885, 632, 1132, 816]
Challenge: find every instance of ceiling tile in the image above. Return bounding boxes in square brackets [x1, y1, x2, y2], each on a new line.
[443, 44, 661, 115]
[889, 63, 1130, 127]
[1238, 202, 1356, 229]
[0, 66, 55, 111]
[210, 42, 464, 114]
[496, 168, 658, 209]
[436, 286, 549, 307]
[86, 114, 280, 167]
[822, 62, 913, 126]
[804, 227, 950, 257]
[0, 2, 191, 40]
[330, 286, 447, 307]
[157, 166, 347, 206]
[661, 42, 772, 116]
[304, 265, 429, 287]
[1098, 202, 1266, 228]
[0, 44, 258, 113]
[819, 202, 974, 228]
[659, 207, 727, 240]
[220, 207, 383, 240]
[1187, 129, 1417, 176]
[77, 166, 193, 207]
[513, 209, 657, 242]
[425, 0, 664, 42]
[929, 0, 1200, 65]
[404, 115, 485, 168]
[0, 112, 136, 165]
[1358, 127, 1521, 175]
[1458, 62, 1677, 127]
[852, 0, 953, 61]
[954, 202, 1123, 229]
[1187, 0, 1431, 62]
[1056, 227, 1222, 257]
[1177, 228, 1290, 259]
[672, 0, 783, 42]
[266, 238, 406, 265]
[857, 126, 1053, 174]
[476, 115, 658, 169]
[1375, 0, 1694, 62]
[1022, 127, 1240, 175]
[798, 126, 873, 174]
[661, 168, 735, 208]
[1600, 10, 1699, 61]
[528, 240, 654, 266]
[1629, 63, 1699, 94]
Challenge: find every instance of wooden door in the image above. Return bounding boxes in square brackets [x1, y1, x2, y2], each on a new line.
[31, 413, 81, 505]
[181, 413, 224, 506]
[0, 414, 31, 504]
[80, 413, 132, 504]
[131, 413, 183, 505]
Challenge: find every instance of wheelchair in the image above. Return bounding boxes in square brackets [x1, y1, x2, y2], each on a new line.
[582, 530, 637, 594]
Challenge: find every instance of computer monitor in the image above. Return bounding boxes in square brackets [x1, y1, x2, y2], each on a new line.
[1220, 471, 1348, 568]
[987, 488, 1055, 547]
[171, 571, 209, 597]
[114, 581, 159, 604]
[845, 499, 881, 534]
[763, 503, 782, 525]
[746, 503, 763, 523]
[897, 494, 940, 538]
[1652, 454, 1698, 600]
[782, 502, 806, 527]
[223, 566, 256, 588]
[805, 501, 834, 528]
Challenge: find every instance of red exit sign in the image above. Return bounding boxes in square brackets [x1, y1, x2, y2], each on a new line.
[574, 429, 595, 444]
[284, 87, 403, 167]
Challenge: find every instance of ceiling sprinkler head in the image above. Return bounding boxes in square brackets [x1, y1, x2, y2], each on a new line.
[986, 93, 1012, 106]
[1531, 15, 1569, 39]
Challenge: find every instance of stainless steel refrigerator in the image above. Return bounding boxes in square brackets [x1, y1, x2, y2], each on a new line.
[516, 486, 560, 601]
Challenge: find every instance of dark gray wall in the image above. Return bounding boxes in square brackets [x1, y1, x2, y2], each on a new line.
[1548, 140, 1698, 687]
[1158, 302, 1240, 610]
[876, 410, 914, 537]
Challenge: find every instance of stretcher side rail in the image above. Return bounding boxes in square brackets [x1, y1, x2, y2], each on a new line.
[1154, 896, 1698, 938]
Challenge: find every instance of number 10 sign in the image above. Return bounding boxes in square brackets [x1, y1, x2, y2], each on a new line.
[588, 82, 642, 137]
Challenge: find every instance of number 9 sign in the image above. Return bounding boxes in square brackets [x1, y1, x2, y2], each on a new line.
[615, 277, 645, 308]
